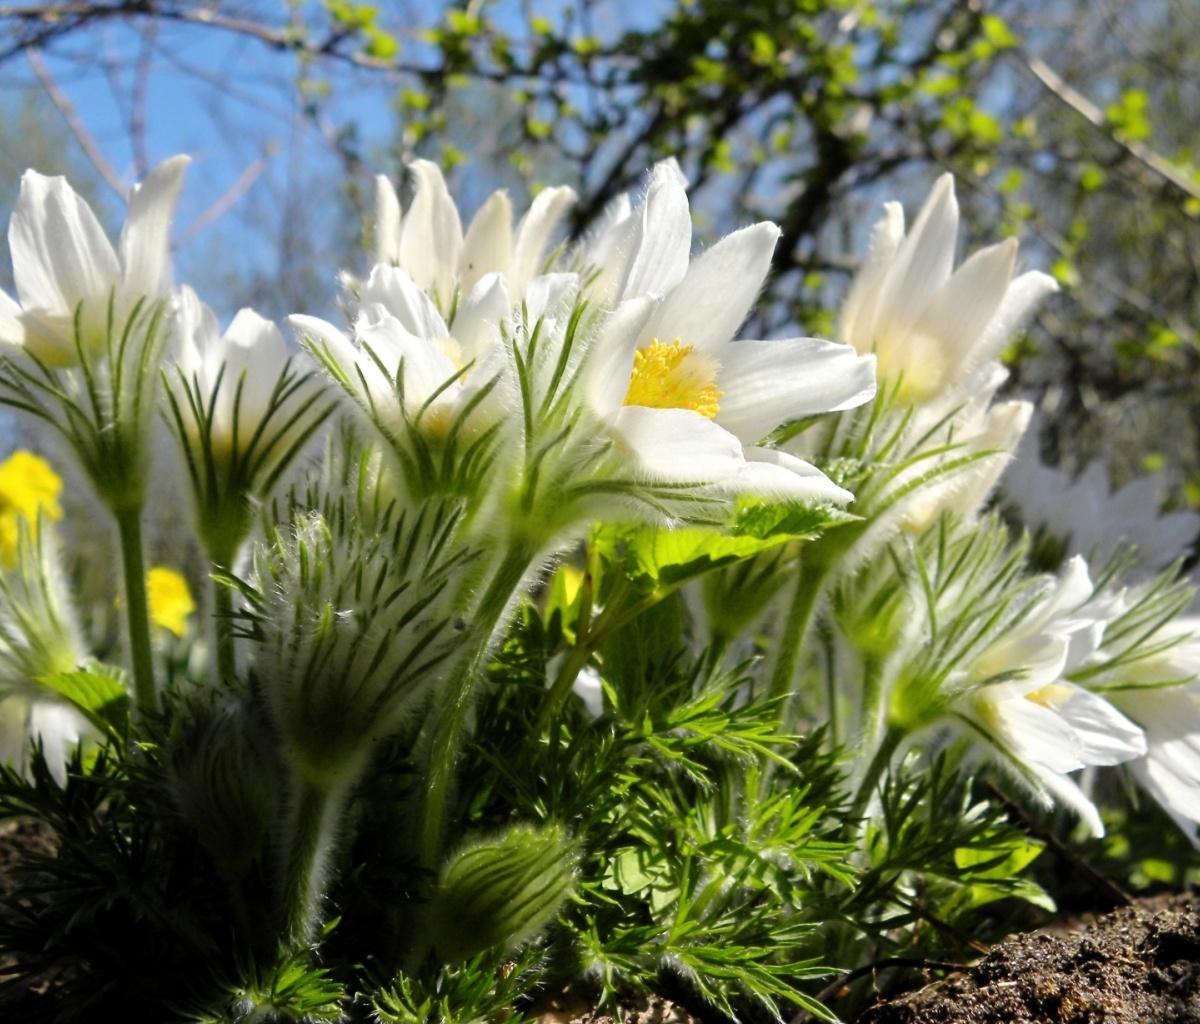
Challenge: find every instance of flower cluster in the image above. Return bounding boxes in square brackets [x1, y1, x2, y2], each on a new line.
[0, 155, 1197, 1021]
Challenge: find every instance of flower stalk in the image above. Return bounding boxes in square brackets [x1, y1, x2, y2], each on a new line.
[115, 507, 156, 714]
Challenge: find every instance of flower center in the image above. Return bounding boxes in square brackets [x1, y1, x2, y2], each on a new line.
[623, 338, 723, 418]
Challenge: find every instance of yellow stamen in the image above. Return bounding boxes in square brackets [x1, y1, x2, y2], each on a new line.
[1025, 683, 1074, 709]
[623, 338, 723, 418]
[147, 567, 196, 637]
[0, 451, 63, 568]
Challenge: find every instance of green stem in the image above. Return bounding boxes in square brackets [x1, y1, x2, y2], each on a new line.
[212, 574, 238, 686]
[768, 549, 829, 709]
[278, 776, 341, 947]
[116, 508, 156, 714]
[415, 546, 532, 871]
[858, 654, 885, 752]
[848, 724, 905, 823]
[534, 585, 663, 731]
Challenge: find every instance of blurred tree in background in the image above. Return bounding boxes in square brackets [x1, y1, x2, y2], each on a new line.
[0, 0, 1197, 501]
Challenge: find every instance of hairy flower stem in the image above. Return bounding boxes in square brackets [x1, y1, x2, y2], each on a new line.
[278, 775, 345, 948]
[211, 576, 238, 685]
[848, 724, 905, 823]
[768, 552, 829, 718]
[116, 508, 156, 714]
[415, 546, 533, 872]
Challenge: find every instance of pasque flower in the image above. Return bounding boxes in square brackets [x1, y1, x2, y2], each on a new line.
[954, 556, 1146, 836]
[374, 161, 576, 308]
[840, 174, 1057, 405]
[0, 157, 188, 368]
[582, 162, 877, 503]
[166, 287, 331, 566]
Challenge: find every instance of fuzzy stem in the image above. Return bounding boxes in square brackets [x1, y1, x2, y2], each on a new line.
[415, 546, 532, 871]
[279, 776, 342, 947]
[211, 575, 238, 685]
[768, 551, 829, 713]
[848, 724, 905, 823]
[116, 508, 156, 714]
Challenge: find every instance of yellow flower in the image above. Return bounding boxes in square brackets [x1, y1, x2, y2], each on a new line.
[0, 451, 63, 567]
[147, 567, 195, 637]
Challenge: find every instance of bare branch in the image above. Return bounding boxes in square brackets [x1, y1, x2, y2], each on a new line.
[1021, 52, 1200, 204]
[176, 145, 279, 247]
[26, 46, 124, 197]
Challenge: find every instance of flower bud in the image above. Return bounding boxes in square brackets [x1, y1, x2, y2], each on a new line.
[429, 823, 577, 964]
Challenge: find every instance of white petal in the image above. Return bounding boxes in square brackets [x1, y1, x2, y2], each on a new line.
[915, 239, 1016, 363]
[839, 201, 904, 351]
[715, 338, 876, 443]
[523, 272, 578, 323]
[641, 222, 779, 354]
[511, 185, 576, 294]
[358, 314, 460, 413]
[361, 263, 449, 340]
[585, 296, 658, 417]
[874, 174, 959, 342]
[398, 160, 463, 309]
[119, 154, 189, 299]
[374, 175, 402, 265]
[738, 447, 854, 504]
[10, 169, 120, 318]
[1031, 765, 1105, 837]
[28, 700, 90, 788]
[0, 288, 26, 349]
[968, 270, 1059, 373]
[609, 405, 743, 483]
[460, 190, 513, 294]
[1056, 687, 1146, 766]
[581, 192, 633, 302]
[451, 273, 508, 363]
[979, 684, 1086, 773]
[617, 161, 692, 300]
[221, 308, 289, 428]
[172, 285, 221, 377]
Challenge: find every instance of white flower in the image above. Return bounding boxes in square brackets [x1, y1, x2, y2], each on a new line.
[1081, 615, 1200, 844]
[900, 385, 1033, 534]
[294, 268, 511, 444]
[955, 556, 1146, 836]
[1002, 443, 1199, 571]
[0, 156, 189, 367]
[173, 287, 324, 463]
[840, 174, 1057, 404]
[374, 162, 575, 308]
[582, 164, 876, 504]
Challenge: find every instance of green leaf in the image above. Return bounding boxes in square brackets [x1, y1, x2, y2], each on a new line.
[594, 502, 849, 593]
[37, 668, 130, 739]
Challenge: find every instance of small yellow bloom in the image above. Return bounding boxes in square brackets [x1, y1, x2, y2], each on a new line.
[624, 338, 723, 418]
[147, 567, 196, 637]
[0, 451, 63, 567]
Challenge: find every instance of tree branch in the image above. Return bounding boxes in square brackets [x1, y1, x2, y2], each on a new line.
[26, 46, 125, 196]
[1021, 52, 1200, 204]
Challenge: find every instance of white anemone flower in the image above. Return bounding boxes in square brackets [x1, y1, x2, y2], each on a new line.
[956, 555, 1146, 836]
[173, 287, 322, 461]
[375, 161, 575, 308]
[840, 174, 1057, 405]
[1084, 616, 1200, 844]
[1002, 442, 1199, 572]
[294, 266, 511, 445]
[583, 165, 876, 504]
[0, 156, 189, 368]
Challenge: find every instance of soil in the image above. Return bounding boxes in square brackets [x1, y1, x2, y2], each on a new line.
[852, 891, 1200, 1024]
